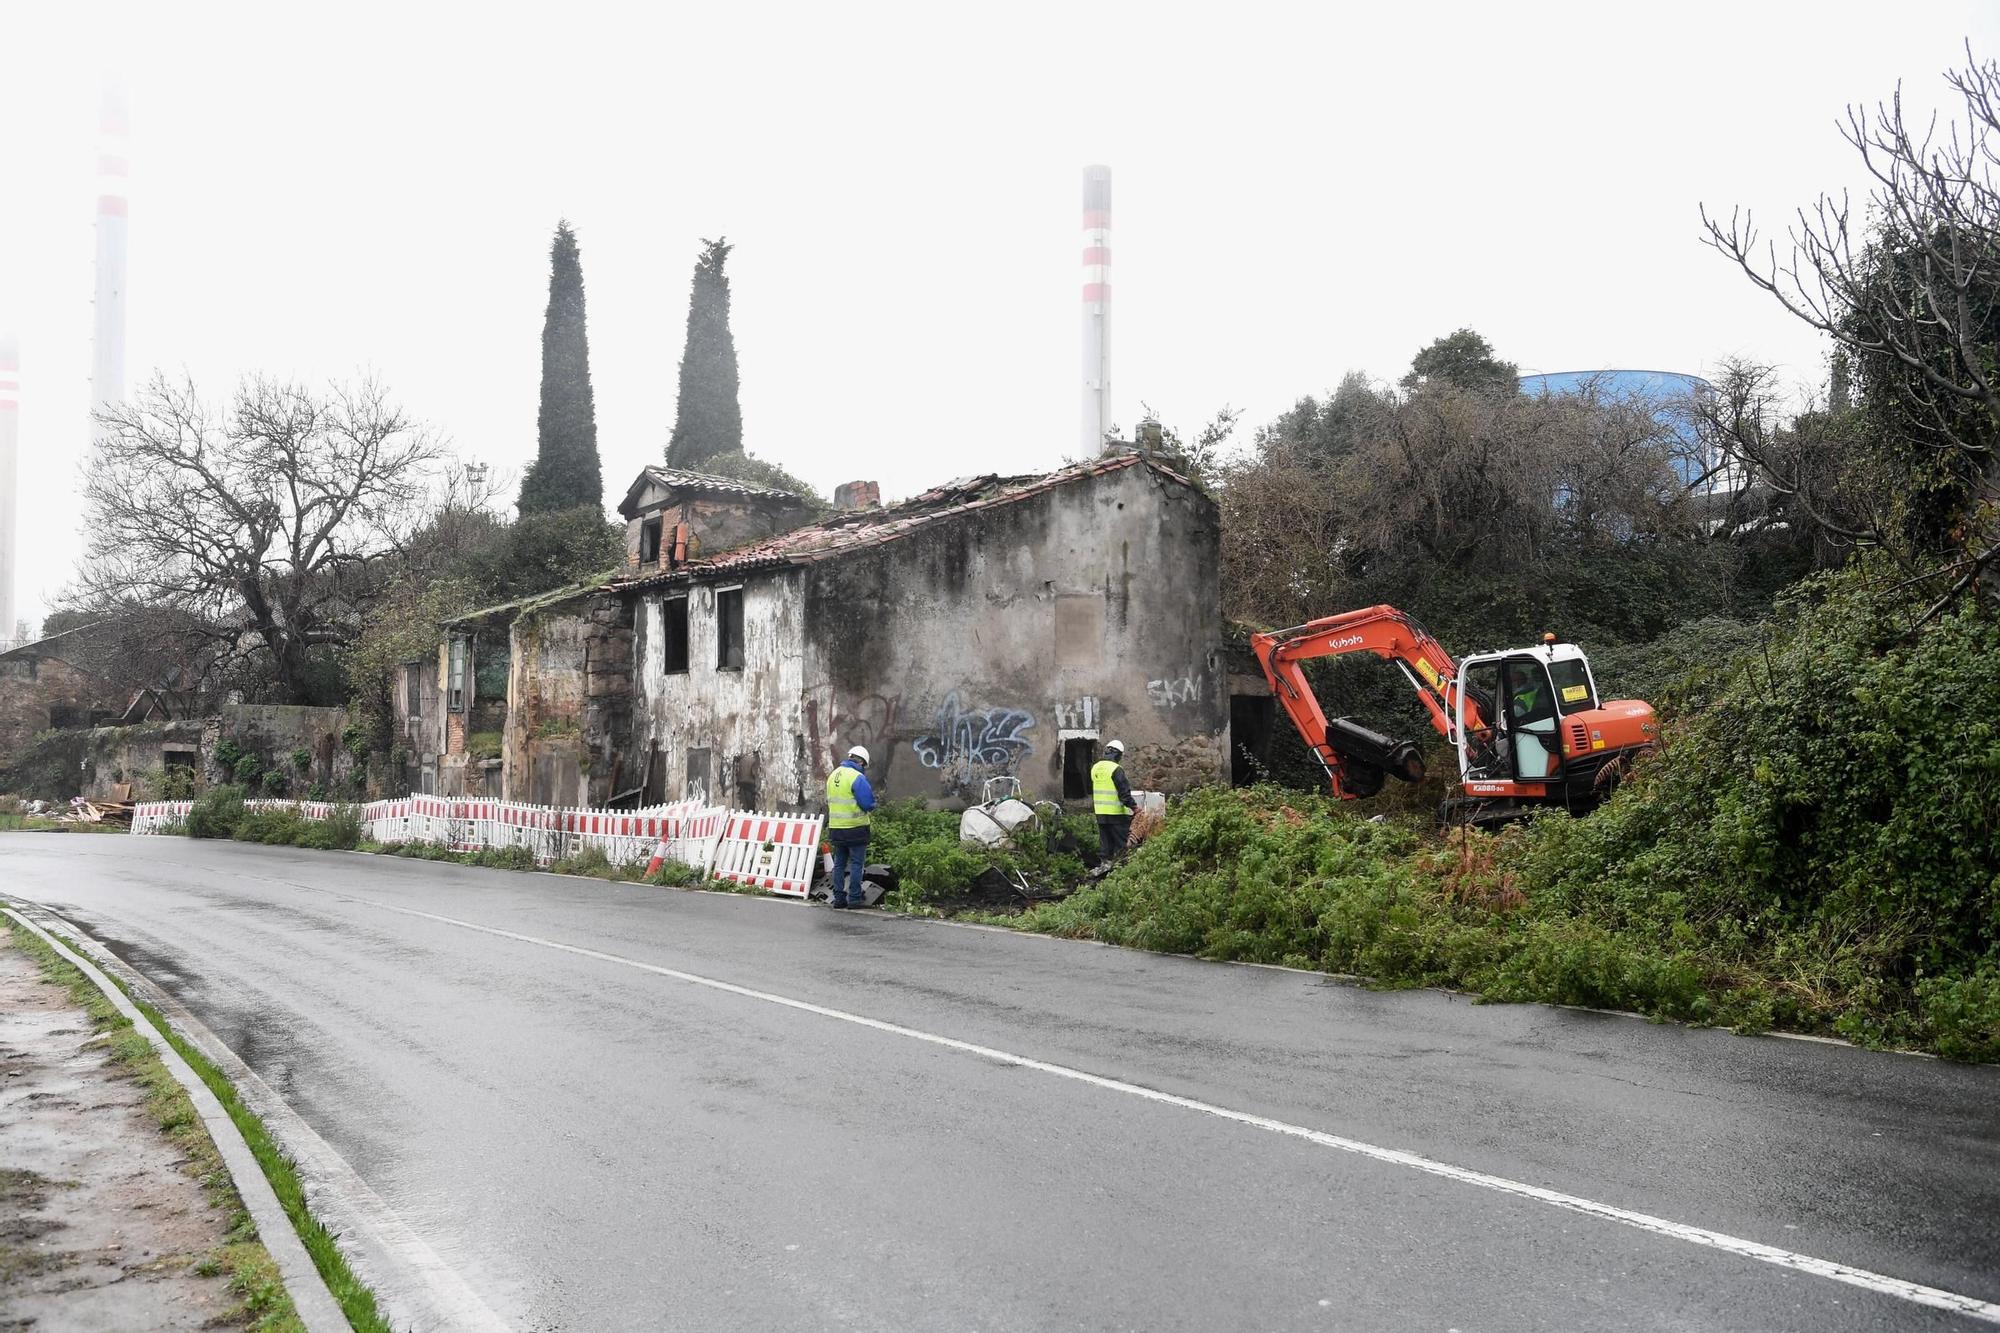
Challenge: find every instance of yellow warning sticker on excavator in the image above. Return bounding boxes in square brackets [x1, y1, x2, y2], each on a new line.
[1416, 660, 1441, 688]
[1562, 684, 1589, 703]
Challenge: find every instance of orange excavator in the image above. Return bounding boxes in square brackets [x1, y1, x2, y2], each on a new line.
[1249, 605, 1658, 824]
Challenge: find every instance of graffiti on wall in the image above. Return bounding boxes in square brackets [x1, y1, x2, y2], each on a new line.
[1147, 674, 1200, 709]
[801, 686, 903, 779]
[1052, 695, 1100, 732]
[912, 691, 1035, 781]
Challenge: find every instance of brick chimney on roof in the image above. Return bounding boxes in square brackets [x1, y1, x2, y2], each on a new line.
[833, 480, 881, 512]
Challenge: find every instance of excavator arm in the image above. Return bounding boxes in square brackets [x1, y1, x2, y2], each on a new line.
[1249, 604, 1487, 800]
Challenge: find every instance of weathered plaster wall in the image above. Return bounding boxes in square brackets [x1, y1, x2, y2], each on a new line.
[800, 464, 1226, 804]
[632, 571, 808, 808]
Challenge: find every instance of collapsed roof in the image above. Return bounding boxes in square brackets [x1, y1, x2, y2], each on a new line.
[613, 453, 1197, 588]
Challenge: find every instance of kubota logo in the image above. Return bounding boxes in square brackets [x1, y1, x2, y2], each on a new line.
[1327, 633, 1364, 649]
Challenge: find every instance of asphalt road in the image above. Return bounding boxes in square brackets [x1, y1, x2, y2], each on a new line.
[4, 833, 1998, 1332]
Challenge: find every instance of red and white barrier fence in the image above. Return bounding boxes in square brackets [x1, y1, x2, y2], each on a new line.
[709, 810, 826, 898]
[128, 793, 828, 898]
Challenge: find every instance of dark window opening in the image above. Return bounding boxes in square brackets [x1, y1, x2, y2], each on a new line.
[1229, 695, 1276, 787]
[643, 742, 667, 805]
[1061, 736, 1098, 799]
[404, 663, 423, 716]
[686, 747, 711, 803]
[163, 749, 198, 773]
[639, 516, 663, 565]
[716, 588, 744, 670]
[48, 704, 88, 730]
[663, 598, 690, 673]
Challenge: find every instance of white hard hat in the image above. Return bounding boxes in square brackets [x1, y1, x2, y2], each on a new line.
[847, 746, 871, 765]
[1104, 739, 1125, 755]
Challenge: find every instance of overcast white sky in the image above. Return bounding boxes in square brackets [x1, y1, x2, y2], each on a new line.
[3, 1, 1996, 630]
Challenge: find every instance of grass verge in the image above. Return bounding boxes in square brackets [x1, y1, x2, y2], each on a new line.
[3, 916, 305, 1330]
[3, 913, 391, 1332]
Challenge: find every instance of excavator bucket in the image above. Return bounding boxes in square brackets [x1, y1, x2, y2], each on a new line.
[1323, 716, 1426, 784]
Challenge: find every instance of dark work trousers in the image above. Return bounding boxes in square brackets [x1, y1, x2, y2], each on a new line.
[1096, 815, 1132, 865]
[828, 828, 870, 904]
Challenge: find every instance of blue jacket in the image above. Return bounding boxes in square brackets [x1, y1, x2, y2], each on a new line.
[840, 759, 876, 813]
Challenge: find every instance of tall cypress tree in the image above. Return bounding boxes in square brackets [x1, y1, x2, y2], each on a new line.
[665, 237, 743, 469]
[518, 220, 603, 514]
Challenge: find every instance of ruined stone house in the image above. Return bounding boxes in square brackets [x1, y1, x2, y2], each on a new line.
[398, 454, 1229, 810]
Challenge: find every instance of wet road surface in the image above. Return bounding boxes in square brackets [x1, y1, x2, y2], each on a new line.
[4, 832, 1998, 1331]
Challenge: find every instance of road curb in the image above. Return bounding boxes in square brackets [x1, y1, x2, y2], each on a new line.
[2, 905, 351, 1333]
[5, 900, 510, 1333]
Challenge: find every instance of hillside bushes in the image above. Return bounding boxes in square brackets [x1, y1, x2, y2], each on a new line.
[1017, 570, 2000, 1060]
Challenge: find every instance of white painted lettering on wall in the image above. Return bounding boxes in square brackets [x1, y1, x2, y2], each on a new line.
[1052, 696, 1099, 731]
[1147, 675, 1199, 709]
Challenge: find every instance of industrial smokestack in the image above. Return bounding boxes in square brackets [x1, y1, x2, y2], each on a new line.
[1081, 164, 1111, 456]
[0, 334, 17, 647]
[92, 83, 129, 430]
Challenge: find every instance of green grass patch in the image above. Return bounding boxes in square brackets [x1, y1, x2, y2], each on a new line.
[2, 914, 391, 1331]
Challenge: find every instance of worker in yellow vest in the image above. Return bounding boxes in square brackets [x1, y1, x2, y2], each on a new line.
[824, 746, 876, 908]
[1091, 740, 1136, 865]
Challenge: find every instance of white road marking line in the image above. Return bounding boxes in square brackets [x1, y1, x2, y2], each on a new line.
[278, 892, 2000, 1325]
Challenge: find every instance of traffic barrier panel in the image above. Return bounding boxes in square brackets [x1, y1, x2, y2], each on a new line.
[710, 810, 825, 898]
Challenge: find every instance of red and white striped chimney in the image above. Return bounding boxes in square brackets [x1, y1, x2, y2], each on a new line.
[1081, 165, 1111, 455]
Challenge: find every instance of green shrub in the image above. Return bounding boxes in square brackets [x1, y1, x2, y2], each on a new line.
[261, 770, 291, 797]
[550, 845, 623, 879]
[469, 845, 537, 870]
[232, 754, 264, 787]
[467, 731, 504, 761]
[1917, 965, 2000, 1063]
[185, 786, 248, 839]
[302, 805, 363, 851]
[236, 809, 309, 845]
[646, 859, 706, 887]
[290, 748, 313, 772]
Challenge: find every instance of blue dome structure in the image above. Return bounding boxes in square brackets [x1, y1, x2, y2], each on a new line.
[1518, 369, 1715, 488]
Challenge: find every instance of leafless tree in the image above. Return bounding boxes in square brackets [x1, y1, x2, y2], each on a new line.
[78, 373, 444, 703]
[1702, 46, 2000, 612]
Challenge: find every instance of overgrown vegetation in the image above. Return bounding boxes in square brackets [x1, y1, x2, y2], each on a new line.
[867, 799, 1092, 912]
[1008, 569, 2000, 1061]
[183, 787, 363, 851]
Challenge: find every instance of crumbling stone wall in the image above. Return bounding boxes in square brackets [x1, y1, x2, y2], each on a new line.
[0, 652, 116, 769]
[500, 594, 634, 806]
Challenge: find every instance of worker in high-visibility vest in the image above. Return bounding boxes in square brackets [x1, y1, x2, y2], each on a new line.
[824, 746, 876, 908]
[1091, 740, 1137, 865]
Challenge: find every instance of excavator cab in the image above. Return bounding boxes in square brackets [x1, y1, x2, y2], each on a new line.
[1456, 646, 1598, 784]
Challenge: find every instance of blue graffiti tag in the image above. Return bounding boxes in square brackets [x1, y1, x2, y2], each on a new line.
[911, 691, 1035, 779]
